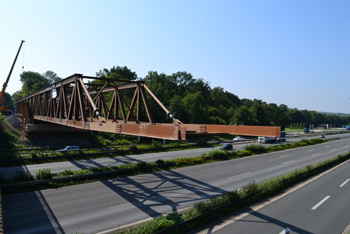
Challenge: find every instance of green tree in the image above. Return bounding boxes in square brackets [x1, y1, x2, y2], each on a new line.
[42, 70, 62, 84]
[20, 71, 50, 96]
[1, 92, 14, 110]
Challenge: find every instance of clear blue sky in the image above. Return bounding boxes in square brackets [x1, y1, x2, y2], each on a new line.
[1, 0, 349, 113]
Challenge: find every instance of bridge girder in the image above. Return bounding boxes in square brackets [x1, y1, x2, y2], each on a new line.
[16, 74, 281, 140]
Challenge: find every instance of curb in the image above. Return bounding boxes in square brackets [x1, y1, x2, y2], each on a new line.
[342, 222, 350, 234]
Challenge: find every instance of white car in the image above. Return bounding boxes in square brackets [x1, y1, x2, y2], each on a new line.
[233, 136, 244, 141]
[56, 146, 80, 152]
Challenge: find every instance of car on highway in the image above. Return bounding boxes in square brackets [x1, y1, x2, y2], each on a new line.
[233, 136, 244, 141]
[319, 134, 325, 138]
[220, 143, 233, 150]
[56, 146, 80, 152]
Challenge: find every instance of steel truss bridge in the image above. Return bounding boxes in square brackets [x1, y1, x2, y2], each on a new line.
[16, 74, 280, 140]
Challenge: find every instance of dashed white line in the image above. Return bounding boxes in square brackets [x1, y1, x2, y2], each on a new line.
[311, 154, 320, 157]
[312, 196, 330, 210]
[331, 149, 337, 152]
[325, 146, 330, 148]
[283, 160, 295, 165]
[279, 228, 291, 234]
[227, 172, 251, 179]
[340, 179, 350, 188]
[279, 154, 290, 158]
[307, 149, 314, 152]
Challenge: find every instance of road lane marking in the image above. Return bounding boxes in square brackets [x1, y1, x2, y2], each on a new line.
[331, 149, 337, 151]
[325, 146, 330, 148]
[339, 143, 343, 145]
[227, 172, 251, 179]
[283, 160, 294, 165]
[307, 149, 314, 152]
[340, 179, 350, 187]
[311, 154, 320, 157]
[312, 196, 330, 210]
[279, 228, 291, 234]
[279, 154, 290, 158]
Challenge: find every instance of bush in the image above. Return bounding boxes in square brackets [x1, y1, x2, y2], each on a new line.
[57, 169, 75, 177]
[196, 140, 208, 146]
[155, 159, 165, 166]
[128, 143, 137, 151]
[150, 140, 163, 149]
[244, 144, 267, 154]
[240, 180, 258, 196]
[35, 169, 53, 180]
[135, 161, 147, 168]
[13, 171, 34, 183]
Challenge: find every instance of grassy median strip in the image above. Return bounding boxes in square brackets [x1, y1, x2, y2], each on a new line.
[1, 138, 327, 194]
[0, 141, 219, 167]
[116, 152, 350, 234]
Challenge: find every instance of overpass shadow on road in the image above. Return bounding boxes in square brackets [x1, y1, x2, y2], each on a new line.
[101, 169, 228, 220]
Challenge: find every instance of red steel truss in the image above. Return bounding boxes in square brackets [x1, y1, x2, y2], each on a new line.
[16, 74, 281, 140]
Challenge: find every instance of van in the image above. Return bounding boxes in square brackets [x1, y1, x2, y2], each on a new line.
[56, 146, 80, 152]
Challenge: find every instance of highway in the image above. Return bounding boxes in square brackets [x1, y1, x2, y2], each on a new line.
[2, 136, 350, 233]
[2, 133, 350, 179]
[211, 158, 350, 234]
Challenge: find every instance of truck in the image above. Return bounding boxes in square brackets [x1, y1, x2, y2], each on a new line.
[277, 131, 286, 142]
[258, 131, 286, 143]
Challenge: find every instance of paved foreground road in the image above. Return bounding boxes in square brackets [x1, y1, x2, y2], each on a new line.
[212, 158, 350, 234]
[2, 137, 350, 233]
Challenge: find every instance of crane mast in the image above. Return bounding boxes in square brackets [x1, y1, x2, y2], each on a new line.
[0, 40, 25, 115]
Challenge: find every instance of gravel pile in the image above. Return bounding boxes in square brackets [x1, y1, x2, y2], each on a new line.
[5, 115, 23, 131]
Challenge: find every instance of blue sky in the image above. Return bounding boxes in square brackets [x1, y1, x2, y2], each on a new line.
[1, 0, 349, 113]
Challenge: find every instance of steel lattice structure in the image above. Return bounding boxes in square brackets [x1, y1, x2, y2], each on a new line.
[16, 74, 280, 140]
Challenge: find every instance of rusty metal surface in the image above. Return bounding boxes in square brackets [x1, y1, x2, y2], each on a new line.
[16, 74, 282, 140]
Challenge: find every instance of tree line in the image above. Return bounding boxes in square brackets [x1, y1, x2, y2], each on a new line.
[5, 66, 350, 129]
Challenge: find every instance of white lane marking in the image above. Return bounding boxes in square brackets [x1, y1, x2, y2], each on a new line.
[227, 172, 251, 179]
[279, 228, 291, 234]
[331, 149, 337, 151]
[312, 196, 330, 210]
[344, 146, 349, 148]
[307, 149, 314, 152]
[283, 160, 295, 165]
[311, 154, 320, 157]
[339, 143, 343, 145]
[325, 146, 330, 148]
[340, 179, 350, 187]
[279, 154, 290, 158]
[109, 203, 130, 209]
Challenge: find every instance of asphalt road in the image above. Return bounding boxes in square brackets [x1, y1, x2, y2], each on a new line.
[2, 136, 350, 233]
[2, 133, 350, 179]
[212, 158, 350, 234]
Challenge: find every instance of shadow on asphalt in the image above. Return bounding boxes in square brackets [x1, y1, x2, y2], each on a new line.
[101, 169, 228, 218]
[3, 190, 64, 233]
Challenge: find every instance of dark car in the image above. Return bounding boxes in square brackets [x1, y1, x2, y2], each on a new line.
[319, 134, 325, 138]
[220, 143, 233, 150]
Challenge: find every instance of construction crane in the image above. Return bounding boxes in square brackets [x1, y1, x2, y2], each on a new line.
[0, 40, 25, 116]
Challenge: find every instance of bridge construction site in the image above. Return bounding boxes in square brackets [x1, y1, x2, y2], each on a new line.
[15, 73, 281, 141]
